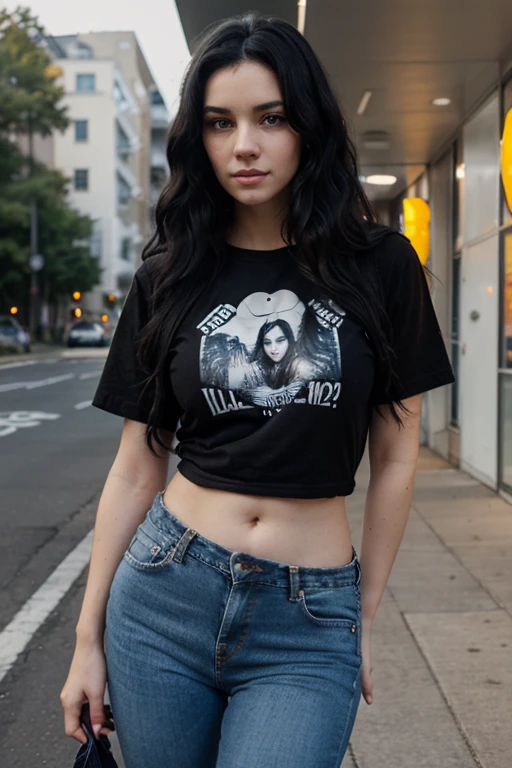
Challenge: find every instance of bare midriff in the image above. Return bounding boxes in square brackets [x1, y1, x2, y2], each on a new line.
[162, 470, 353, 568]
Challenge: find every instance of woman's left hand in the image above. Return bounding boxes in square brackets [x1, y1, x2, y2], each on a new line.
[361, 618, 373, 705]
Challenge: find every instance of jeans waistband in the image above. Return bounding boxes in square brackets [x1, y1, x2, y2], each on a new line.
[148, 491, 361, 592]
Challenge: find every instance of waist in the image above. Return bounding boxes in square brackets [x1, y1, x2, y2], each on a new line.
[162, 470, 353, 568]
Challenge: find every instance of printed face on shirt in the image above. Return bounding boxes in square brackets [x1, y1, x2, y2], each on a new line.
[202, 61, 301, 209]
[197, 290, 345, 412]
[263, 324, 289, 363]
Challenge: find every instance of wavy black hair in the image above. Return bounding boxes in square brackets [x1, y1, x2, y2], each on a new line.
[138, 12, 414, 455]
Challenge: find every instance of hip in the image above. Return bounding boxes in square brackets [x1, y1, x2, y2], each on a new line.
[163, 470, 353, 567]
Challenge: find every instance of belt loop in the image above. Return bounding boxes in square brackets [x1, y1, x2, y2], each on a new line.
[171, 528, 198, 564]
[288, 565, 301, 601]
[354, 550, 362, 587]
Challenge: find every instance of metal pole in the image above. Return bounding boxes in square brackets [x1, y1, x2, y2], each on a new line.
[28, 117, 39, 337]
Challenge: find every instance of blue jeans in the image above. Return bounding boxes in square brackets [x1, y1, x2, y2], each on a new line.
[105, 491, 363, 768]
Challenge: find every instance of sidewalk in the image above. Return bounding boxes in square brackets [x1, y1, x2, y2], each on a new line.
[342, 447, 512, 768]
[0, 342, 108, 365]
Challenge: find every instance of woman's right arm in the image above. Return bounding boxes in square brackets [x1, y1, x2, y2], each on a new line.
[60, 418, 172, 743]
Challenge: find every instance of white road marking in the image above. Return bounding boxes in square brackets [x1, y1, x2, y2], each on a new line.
[0, 411, 61, 437]
[74, 400, 92, 410]
[0, 531, 94, 683]
[78, 371, 101, 380]
[0, 373, 74, 393]
[0, 360, 39, 371]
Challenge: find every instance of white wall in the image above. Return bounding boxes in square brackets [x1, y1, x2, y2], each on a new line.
[429, 149, 454, 458]
[460, 92, 500, 488]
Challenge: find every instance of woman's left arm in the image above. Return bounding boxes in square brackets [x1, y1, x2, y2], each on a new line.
[358, 392, 423, 704]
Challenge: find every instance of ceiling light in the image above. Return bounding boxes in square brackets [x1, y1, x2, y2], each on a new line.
[432, 97, 451, 107]
[362, 131, 390, 150]
[365, 174, 397, 186]
[356, 90, 372, 116]
[297, 0, 307, 34]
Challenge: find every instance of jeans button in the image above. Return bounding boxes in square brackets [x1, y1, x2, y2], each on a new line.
[234, 563, 243, 571]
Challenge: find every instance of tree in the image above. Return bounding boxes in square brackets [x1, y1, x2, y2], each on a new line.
[0, 6, 68, 137]
[0, 6, 101, 334]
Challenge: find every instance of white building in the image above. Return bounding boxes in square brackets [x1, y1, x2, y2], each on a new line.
[47, 33, 164, 313]
[149, 88, 170, 221]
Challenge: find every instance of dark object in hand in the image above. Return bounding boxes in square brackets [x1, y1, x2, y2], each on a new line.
[72, 702, 118, 767]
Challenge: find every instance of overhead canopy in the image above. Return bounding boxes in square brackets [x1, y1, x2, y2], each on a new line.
[175, 0, 512, 200]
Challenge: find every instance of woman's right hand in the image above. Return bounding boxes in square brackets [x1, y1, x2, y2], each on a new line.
[60, 638, 112, 744]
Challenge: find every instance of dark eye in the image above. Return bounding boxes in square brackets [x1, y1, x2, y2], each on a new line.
[263, 114, 286, 126]
[211, 119, 231, 130]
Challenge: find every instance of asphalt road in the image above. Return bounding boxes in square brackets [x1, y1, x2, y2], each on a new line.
[0, 350, 175, 766]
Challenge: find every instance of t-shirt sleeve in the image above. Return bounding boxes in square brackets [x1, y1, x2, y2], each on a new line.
[91, 260, 182, 431]
[372, 233, 455, 405]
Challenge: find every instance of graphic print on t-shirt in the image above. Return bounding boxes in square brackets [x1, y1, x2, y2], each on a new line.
[197, 289, 345, 416]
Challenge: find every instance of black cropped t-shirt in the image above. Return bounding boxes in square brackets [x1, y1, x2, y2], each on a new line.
[92, 232, 455, 499]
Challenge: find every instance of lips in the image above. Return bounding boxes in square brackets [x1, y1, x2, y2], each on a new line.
[232, 169, 268, 177]
[232, 170, 269, 186]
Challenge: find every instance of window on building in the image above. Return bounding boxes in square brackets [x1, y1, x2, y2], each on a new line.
[151, 89, 165, 105]
[74, 169, 89, 191]
[76, 74, 96, 92]
[120, 237, 131, 261]
[74, 120, 88, 141]
[113, 81, 128, 110]
[116, 121, 131, 155]
[117, 174, 131, 206]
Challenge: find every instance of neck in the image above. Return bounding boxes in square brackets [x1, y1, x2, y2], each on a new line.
[227, 189, 290, 250]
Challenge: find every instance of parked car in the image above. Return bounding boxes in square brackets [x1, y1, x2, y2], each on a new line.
[66, 320, 109, 348]
[0, 316, 31, 353]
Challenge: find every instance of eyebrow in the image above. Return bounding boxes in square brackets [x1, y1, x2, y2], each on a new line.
[203, 100, 284, 116]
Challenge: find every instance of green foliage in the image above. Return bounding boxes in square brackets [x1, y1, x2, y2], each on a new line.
[0, 6, 68, 135]
[0, 6, 101, 315]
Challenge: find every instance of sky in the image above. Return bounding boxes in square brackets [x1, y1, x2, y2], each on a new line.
[5, 0, 191, 115]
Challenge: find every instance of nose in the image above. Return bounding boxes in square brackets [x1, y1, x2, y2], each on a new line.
[233, 123, 260, 159]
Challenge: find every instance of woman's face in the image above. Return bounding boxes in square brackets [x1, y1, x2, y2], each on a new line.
[202, 61, 301, 208]
[263, 325, 289, 363]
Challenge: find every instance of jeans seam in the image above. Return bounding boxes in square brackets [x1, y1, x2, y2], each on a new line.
[298, 593, 358, 629]
[333, 666, 362, 767]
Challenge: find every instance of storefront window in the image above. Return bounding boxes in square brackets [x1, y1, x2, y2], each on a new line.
[453, 140, 464, 252]
[499, 79, 512, 492]
[450, 141, 462, 428]
[502, 232, 512, 368]
[499, 375, 512, 491]
[502, 78, 512, 228]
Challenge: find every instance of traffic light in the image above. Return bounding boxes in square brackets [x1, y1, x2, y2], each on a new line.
[10, 306, 18, 315]
[104, 293, 117, 309]
[72, 291, 81, 301]
[101, 314, 109, 323]
[73, 308, 82, 318]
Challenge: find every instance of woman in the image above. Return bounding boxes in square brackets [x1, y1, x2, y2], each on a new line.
[252, 319, 295, 381]
[60, 12, 455, 767]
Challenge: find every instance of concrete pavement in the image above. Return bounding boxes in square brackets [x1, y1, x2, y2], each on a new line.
[341, 446, 512, 768]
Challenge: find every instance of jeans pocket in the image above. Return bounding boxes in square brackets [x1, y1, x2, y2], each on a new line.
[123, 520, 175, 571]
[299, 585, 359, 629]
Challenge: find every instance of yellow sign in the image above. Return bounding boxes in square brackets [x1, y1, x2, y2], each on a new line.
[501, 108, 512, 215]
[402, 198, 431, 265]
